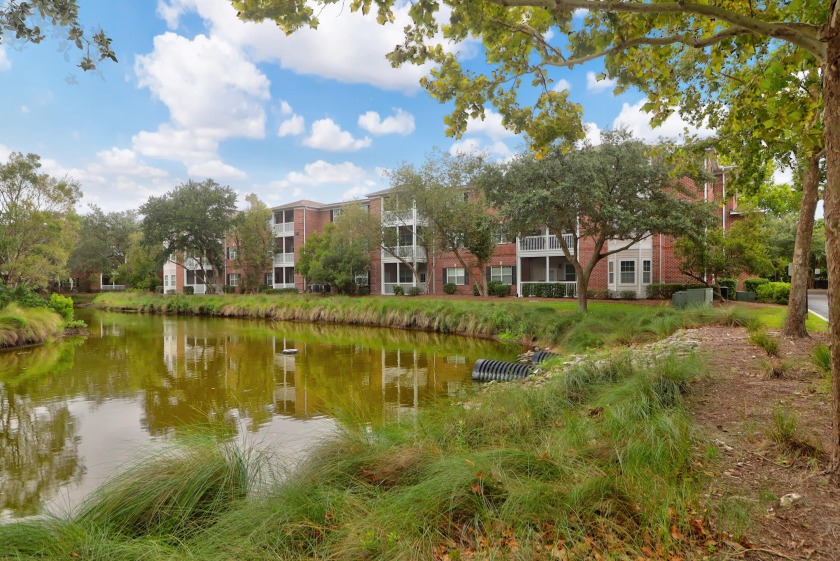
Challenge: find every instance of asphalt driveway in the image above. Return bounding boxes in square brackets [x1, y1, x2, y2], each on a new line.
[808, 289, 829, 321]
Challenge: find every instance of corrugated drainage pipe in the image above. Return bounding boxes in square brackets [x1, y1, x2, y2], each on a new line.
[531, 351, 558, 365]
[472, 359, 533, 382]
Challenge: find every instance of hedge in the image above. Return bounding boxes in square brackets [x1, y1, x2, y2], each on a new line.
[521, 283, 576, 298]
[743, 278, 769, 293]
[756, 282, 790, 304]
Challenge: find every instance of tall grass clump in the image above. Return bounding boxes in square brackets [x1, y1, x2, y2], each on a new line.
[0, 303, 64, 348]
[75, 442, 258, 540]
[748, 329, 780, 357]
[766, 407, 822, 460]
[812, 343, 830, 374]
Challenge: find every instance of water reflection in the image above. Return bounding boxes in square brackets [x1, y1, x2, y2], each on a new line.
[0, 309, 516, 518]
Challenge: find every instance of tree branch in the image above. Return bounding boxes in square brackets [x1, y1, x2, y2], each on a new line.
[487, 0, 825, 60]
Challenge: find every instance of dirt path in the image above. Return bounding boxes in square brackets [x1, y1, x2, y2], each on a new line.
[687, 326, 840, 560]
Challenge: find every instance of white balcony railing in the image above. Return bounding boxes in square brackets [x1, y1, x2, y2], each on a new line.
[384, 246, 427, 262]
[383, 282, 427, 295]
[381, 210, 415, 226]
[185, 284, 207, 295]
[519, 281, 577, 298]
[273, 253, 295, 266]
[273, 283, 296, 290]
[273, 222, 294, 237]
[518, 233, 575, 254]
[184, 257, 212, 270]
[100, 284, 126, 292]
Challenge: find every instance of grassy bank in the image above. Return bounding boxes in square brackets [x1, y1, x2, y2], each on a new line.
[92, 292, 785, 350]
[0, 352, 713, 560]
[0, 304, 65, 349]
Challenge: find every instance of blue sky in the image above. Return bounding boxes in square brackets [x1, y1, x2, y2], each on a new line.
[0, 0, 716, 213]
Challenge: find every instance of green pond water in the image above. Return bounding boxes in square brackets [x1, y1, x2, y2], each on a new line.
[0, 309, 518, 521]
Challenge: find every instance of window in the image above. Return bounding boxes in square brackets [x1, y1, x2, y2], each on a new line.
[564, 264, 576, 281]
[227, 273, 239, 287]
[283, 237, 295, 253]
[398, 227, 413, 246]
[398, 265, 413, 283]
[619, 260, 636, 284]
[227, 246, 237, 260]
[642, 260, 652, 284]
[490, 266, 513, 284]
[330, 208, 343, 222]
[445, 267, 466, 285]
[265, 272, 273, 286]
[493, 227, 508, 245]
[608, 261, 614, 284]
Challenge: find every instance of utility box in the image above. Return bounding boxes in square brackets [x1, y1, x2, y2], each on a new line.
[736, 291, 756, 302]
[672, 291, 689, 309]
[686, 287, 713, 307]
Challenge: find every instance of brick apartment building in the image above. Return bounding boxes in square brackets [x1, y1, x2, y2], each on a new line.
[164, 159, 739, 298]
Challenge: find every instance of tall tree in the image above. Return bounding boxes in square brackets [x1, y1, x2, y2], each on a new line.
[480, 130, 713, 311]
[116, 231, 161, 291]
[232, 194, 274, 293]
[296, 223, 370, 294]
[140, 180, 237, 294]
[675, 212, 774, 286]
[68, 206, 138, 282]
[0, 152, 81, 288]
[389, 152, 497, 295]
[1, 0, 116, 71]
[232, 0, 840, 473]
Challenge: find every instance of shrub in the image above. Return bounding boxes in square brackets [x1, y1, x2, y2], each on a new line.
[487, 280, 510, 297]
[357, 286, 371, 295]
[586, 288, 611, 300]
[472, 283, 480, 296]
[522, 283, 576, 298]
[183, 286, 195, 295]
[755, 282, 790, 304]
[392, 285, 404, 296]
[222, 285, 235, 294]
[258, 284, 272, 293]
[443, 283, 457, 295]
[718, 278, 737, 294]
[407, 286, 423, 296]
[48, 293, 74, 322]
[743, 278, 769, 293]
[263, 288, 299, 295]
[618, 290, 637, 300]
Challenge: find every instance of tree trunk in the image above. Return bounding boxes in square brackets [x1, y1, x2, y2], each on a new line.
[823, 5, 840, 473]
[782, 153, 822, 338]
[576, 270, 589, 312]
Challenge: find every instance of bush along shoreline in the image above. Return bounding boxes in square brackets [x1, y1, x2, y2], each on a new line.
[0, 287, 87, 349]
[92, 291, 757, 349]
[0, 348, 721, 560]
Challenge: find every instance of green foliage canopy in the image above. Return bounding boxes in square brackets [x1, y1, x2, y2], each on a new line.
[232, 194, 274, 293]
[0, 153, 81, 288]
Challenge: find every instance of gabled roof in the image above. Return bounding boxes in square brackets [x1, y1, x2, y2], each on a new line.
[271, 199, 326, 211]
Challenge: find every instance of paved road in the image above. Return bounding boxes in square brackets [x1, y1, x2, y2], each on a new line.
[808, 289, 829, 321]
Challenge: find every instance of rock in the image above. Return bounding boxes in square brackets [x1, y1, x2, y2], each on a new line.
[779, 493, 802, 508]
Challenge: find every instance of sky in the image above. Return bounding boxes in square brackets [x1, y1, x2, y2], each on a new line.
[0, 0, 720, 213]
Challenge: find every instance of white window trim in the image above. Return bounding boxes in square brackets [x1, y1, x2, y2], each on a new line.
[642, 260, 652, 284]
[608, 261, 614, 285]
[619, 260, 636, 285]
[490, 266, 513, 284]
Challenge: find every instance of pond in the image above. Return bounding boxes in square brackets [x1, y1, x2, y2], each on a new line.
[0, 309, 518, 521]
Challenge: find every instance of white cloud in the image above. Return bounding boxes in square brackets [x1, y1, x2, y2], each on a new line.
[156, 0, 439, 92]
[772, 166, 793, 186]
[581, 122, 603, 146]
[280, 160, 369, 187]
[278, 115, 305, 137]
[187, 159, 247, 180]
[342, 185, 371, 200]
[0, 144, 10, 161]
[135, 32, 269, 139]
[612, 98, 714, 142]
[572, 8, 589, 19]
[303, 119, 372, 152]
[280, 100, 294, 115]
[20, 105, 29, 114]
[586, 71, 617, 93]
[0, 47, 10, 71]
[358, 109, 415, 135]
[90, 148, 169, 178]
[552, 78, 572, 92]
[449, 138, 513, 160]
[465, 109, 516, 141]
[132, 125, 220, 163]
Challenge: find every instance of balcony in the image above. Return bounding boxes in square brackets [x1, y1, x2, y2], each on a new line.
[381, 210, 414, 226]
[519, 281, 577, 298]
[184, 257, 212, 270]
[382, 246, 427, 262]
[273, 222, 294, 237]
[518, 233, 575, 255]
[273, 253, 295, 266]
